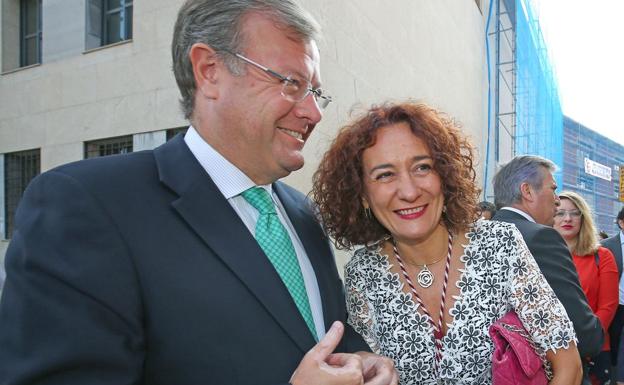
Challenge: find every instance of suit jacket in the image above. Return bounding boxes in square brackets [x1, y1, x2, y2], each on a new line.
[602, 232, 623, 278]
[492, 209, 604, 357]
[0, 135, 369, 385]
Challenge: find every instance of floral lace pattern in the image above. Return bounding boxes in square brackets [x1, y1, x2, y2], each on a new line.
[345, 220, 577, 385]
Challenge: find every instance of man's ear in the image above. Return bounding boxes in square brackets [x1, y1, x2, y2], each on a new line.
[189, 43, 220, 99]
[519, 182, 534, 202]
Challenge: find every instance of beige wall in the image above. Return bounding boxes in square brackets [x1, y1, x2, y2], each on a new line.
[0, 0, 490, 266]
[289, 0, 489, 193]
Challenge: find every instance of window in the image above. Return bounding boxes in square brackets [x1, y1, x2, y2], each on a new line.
[20, 0, 42, 66]
[4, 149, 40, 239]
[166, 127, 188, 141]
[84, 135, 133, 159]
[86, 0, 133, 49]
[103, 0, 133, 45]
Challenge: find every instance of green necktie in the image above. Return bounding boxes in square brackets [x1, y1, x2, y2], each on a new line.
[241, 187, 318, 340]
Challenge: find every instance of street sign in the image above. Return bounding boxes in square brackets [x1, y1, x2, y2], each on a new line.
[585, 158, 612, 181]
[620, 166, 624, 202]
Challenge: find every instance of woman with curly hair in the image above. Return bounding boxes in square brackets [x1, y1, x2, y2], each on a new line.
[312, 102, 581, 384]
[554, 191, 618, 384]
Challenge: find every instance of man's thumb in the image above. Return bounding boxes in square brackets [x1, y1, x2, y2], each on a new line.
[307, 321, 344, 361]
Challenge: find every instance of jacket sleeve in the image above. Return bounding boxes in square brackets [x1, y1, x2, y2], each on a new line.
[0, 171, 145, 385]
[595, 247, 619, 332]
[526, 226, 604, 357]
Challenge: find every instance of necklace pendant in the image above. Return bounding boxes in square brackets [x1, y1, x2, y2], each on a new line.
[417, 265, 434, 288]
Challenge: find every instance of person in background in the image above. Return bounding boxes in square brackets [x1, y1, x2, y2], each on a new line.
[604, 207, 624, 383]
[599, 231, 610, 240]
[553, 191, 618, 384]
[0, 1, 397, 384]
[477, 201, 496, 220]
[312, 102, 582, 384]
[491, 155, 604, 360]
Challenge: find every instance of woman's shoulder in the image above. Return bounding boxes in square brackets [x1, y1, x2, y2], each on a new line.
[597, 246, 618, 266]
[598, 245, 616, 257]
[346, 244, 387, 271]
[466, 219, 521, 245]
[474, 218, 519, 233]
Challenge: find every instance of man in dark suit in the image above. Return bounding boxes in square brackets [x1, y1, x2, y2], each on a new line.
[603, 207, 624, 370]
[492, 155, 603, 359]
[0, 1, 397, 384]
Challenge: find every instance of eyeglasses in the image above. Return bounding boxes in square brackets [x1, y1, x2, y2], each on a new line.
[226, 51, 333, 109]
[554, 209, 582, 218]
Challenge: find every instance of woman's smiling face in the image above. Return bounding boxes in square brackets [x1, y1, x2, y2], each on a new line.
[361, 122, 445, 246]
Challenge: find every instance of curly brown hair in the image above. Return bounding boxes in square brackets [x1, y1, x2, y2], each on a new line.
[311, 102, 480, 249]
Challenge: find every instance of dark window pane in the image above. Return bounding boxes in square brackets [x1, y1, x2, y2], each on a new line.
[24, 0, 38, 35]
[21, 0, 41, 66]
[125, 5, 133, 39]
[84, 136, 133, 159]
[102, 0, 132, 45]
[106, 0, 122, 10]
[166, 127, 187, 141]
[4, 149, 40, 238]
[106, 11, 121, 44]
[24, 36, 38, 65]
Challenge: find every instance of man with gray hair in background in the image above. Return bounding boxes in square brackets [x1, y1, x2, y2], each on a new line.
[492, 155, 603, 360]
[0, 1, 397, 384]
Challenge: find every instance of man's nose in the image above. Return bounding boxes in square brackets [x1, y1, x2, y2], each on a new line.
[294, 92, 323, 125]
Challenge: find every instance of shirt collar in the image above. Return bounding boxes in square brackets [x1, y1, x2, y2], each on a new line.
[183, 125, 272, 199]
[500, 207, 536, 223]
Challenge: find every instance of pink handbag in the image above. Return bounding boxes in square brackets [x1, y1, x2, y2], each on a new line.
[489, 311, 548, 385]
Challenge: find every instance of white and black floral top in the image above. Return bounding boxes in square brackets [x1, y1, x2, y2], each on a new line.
[345, 220, 577, 385]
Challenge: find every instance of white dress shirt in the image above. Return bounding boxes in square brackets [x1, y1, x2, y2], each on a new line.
[184, 126, 326, 339]
[499, 207, 536, 222]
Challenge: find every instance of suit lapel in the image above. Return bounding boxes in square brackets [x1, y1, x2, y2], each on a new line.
[613, 234, 623, 276]
[154, 136, 315, 353]
[274, 183, 340, 332]
[617, 233, 624, 257]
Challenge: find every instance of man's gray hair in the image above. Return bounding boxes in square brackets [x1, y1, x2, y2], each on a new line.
[493, 155, 558, 209]
[172, 0, 321, 120]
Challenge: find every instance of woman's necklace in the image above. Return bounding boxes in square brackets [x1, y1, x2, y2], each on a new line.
[392, 233, 453, 363]
[393, 236, 449, 289]
[410, 253, 445, 288]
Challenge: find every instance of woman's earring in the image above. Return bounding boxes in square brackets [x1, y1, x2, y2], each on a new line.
[364, 207, 373, 220]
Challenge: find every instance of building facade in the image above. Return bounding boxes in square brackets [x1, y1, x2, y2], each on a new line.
[0, 0, 493, 265]
[562, 116, 624, 236]
[482, 0, 565, 200]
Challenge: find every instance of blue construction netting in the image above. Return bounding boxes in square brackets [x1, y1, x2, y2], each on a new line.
[515, 0, 563, 188]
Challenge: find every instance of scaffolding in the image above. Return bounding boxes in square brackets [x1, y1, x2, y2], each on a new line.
[486, 0, 564, 195]
[494, 0, 516, 165]
[513, 0, 564, 186]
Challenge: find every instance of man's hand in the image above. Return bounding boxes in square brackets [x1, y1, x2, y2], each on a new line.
[290, 321, 364, 385]
[355, 351, 398, 385]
